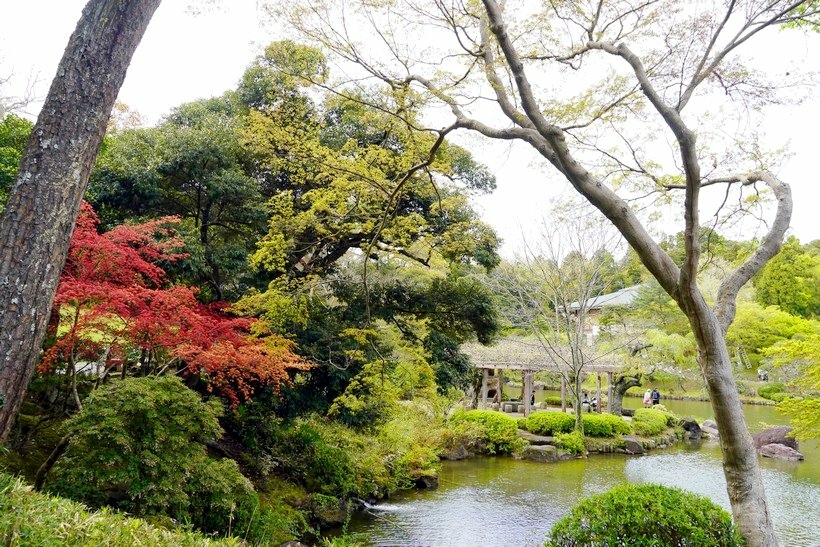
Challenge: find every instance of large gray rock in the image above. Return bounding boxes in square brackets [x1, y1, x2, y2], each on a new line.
[701, 423, 720, 438]
[702, 419, 718, 429]
[759, 443, 804, 462]
[521, 444, 575, 463]
[414, 474, 439, 489]
[517, 429, 554, 445]
[622, 435, 645, 455]
[441, 443, 470, 461]
[680, 417, 701, 440]
[753, 426, 798, 450]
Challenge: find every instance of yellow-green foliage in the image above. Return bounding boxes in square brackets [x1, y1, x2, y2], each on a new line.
[777, 396, 819, 440]
[581, 413, 633, 437]
[0, 473, 238, 547]
[554, 431, 585, 454]
[254, 407, 445, 502]
[449, 409, 526, 454]
[522, 411, 575, 436]
[632, 408, 670, 436]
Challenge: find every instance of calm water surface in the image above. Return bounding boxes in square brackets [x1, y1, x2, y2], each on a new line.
[347, 398, 819, 546]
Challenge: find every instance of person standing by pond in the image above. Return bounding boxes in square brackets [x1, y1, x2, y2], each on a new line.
[643, 389, 652, 408]
[651, 388, 661, 406]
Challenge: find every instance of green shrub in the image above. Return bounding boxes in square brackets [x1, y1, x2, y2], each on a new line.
[768, 392, 792, 403]
[450, 410, 525, 454]
[632, 408, 670, 436]
[547, 483, 743, 546]
[46, 377, 262, 541]
[581, 413, 632, 437]
[1, 473, 238, 546]
[543, 395, 564, 406]
[554, 431, 585, 454]
[650, 404, 680, 426]
[758, 382, 786, 400]
[522, 411, 575, 436]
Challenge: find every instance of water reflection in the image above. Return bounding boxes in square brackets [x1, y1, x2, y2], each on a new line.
[347, 399, 819, 546]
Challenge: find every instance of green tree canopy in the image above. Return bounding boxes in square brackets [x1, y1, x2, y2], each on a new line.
[0, 114, 33, 208]
[754, 237, 820, 318]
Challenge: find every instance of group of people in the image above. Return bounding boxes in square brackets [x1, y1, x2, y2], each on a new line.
[643, 388, 661, 407]
[581, 392, 598, 412]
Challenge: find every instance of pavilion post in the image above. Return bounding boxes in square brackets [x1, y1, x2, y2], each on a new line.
[607, 371, 613, 413]
[596, 373, 602, 413]
[481, 368, 489, 409]
[523, 370, 532, 416]
[560, 376, 567, 412]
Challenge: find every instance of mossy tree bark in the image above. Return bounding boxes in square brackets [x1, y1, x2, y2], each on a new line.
[0, 0, 161, 441]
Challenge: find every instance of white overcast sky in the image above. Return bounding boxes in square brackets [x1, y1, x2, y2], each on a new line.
[2, 0, 818, 256]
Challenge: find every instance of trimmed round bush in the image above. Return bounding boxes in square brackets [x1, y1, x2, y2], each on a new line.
[632, 408, 670, 436]
[554, 431, 585, 454]
[547, 483, 743, 546]
[581, 413, 632, 437]
[758, 382, 785, 400]
[523, 411, 575, 436]
[450, 410, 524, 454]
[543, 395, 564, 406]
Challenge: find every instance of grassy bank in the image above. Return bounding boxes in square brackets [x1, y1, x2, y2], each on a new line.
[0, 473, 238, 546]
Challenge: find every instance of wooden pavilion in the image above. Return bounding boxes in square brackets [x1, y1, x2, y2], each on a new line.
[461, 337, 623, 416]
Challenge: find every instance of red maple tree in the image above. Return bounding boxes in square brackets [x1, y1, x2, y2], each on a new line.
[41, 202, 308, 407]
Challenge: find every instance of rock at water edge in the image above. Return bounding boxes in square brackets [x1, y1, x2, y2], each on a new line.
[753, 426, 798, 450]
[759, 443, 804, 462]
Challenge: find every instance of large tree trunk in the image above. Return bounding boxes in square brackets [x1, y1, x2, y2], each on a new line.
[0, 0, 161, 441]
[687, 299, 777, 545]
[610, 373, 641, 416]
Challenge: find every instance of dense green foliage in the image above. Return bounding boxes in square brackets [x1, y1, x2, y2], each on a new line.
[761, 331, 820, 439]
[581, 413, 633, 437]
[632, 408, 671, 436]
[521, 411, 631, 438]
[233, 400, 447, 505]
[554, 430, 585, 454]
[46, 377, 276, 542]
[449, 410, 525, 454]
[758, 382, 788, 401]
[522, 411, 575, 436]
[546, 483, 743, 546]
[0, 114, 33, 207]
[754, 237, 819, 318]
[0, 473, 238, 546]
[543, 395, 564, 406]
[727, 302, 816, 367]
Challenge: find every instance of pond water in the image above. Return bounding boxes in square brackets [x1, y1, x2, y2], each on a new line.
[346, 398, 820, 546]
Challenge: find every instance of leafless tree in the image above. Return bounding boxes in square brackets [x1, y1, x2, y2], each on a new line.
[274, 1, 819, 543]
[0, 69, 38, 118]
[491, 209, 622, 430]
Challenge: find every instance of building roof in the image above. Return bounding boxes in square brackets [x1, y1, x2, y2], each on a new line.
[461, 336, 622, 372]
[565, 284, 642, 312]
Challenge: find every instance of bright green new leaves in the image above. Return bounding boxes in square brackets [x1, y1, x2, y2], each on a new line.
[762, 332, 820, 439]
[239, 42, 498, 278]
[726, 302, 816, 367]
[0, 114, 32, 207]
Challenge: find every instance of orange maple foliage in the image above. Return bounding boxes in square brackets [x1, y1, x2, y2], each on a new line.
[42, 202, 310, 406]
